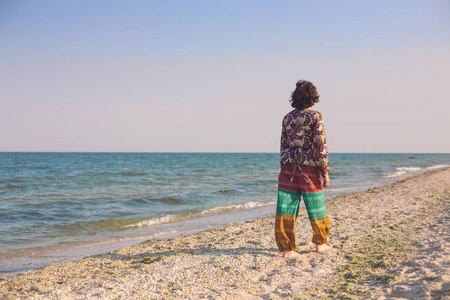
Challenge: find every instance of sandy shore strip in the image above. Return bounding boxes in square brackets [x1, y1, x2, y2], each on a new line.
[1, 168, 449, 299]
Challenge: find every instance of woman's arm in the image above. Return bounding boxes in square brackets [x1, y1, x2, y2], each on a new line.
[312, 112, 329, 178]
[280, 114, 294, 166]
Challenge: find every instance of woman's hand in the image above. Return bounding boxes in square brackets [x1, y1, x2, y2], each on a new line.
[323, 175, 330, 188]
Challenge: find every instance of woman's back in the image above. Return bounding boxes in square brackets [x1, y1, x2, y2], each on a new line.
[280, 108, 328, 176]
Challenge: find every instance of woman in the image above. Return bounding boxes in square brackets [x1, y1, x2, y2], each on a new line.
[275, 80, 332, 258]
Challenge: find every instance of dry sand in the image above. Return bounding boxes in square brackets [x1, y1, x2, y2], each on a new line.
[1, 167, 449, 299]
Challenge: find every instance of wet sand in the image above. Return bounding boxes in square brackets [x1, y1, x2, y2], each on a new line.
[1, 167, 449, 299]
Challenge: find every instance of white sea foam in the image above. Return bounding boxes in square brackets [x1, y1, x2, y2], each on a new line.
[383, 164, 449, 178]
[395, 167, 422, 172]
[125, 215, 177, 229]
[325, 186, 365, 192]
[425, 164, 449, 170]
[200, 200, 277, 215]
[123, 200, 277, 230]
[383, 166, 421, 177]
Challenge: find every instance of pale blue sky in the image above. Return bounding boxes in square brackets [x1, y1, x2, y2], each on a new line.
[1, 1, 449, 152]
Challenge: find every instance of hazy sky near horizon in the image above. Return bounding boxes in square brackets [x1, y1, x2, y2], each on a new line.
[1, 1, 449, 153]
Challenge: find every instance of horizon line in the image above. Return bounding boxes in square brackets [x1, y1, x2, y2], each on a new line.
[0, 151, 448, 154]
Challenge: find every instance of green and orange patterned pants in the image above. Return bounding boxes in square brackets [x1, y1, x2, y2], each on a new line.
[275, 165, 330, 252]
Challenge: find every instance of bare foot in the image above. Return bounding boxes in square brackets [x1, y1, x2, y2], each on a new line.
[316, 243, 333, 253]
[282, 251, 303, 258]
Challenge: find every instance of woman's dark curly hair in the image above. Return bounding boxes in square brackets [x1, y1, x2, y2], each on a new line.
[289, 80, 320, 110]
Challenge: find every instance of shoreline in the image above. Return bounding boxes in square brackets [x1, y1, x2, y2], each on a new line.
[0, 165, 447, 274]
[0, 204, 277, 274]
[1, 167, 449, 299]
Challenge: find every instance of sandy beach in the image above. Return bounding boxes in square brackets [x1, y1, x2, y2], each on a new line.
[1, 167, 449, 299]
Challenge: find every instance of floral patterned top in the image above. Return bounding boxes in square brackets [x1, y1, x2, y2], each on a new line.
[280, 108, 329, 176]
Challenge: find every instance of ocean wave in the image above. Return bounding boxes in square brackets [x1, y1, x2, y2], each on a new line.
[382, 166, 421, 177]
[118, 172, 148, 176]
[200, 200, 276, 215]
[34, 193, 67, 198]
[127, 198, 149, 205]
[8, 178, 24, 183]
[123, 196, 185, 207]
[34, 165, 51, 170]
[4, 184, 25, 190]
[325, 187, 361, 192]
[424, 164, 449, 170]
[124, 215, 179, 228]
[395, 167, 422, 172]
[148, 196, 183, 204]
[218, 189, 235, 193]
[123, 200, 277, 229]
[382, 164, 449, 178]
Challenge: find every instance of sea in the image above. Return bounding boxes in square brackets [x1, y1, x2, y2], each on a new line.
[0, 152, 449, 273]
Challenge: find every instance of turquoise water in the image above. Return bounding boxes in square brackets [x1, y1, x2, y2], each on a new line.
[0, 152, 448, 259]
